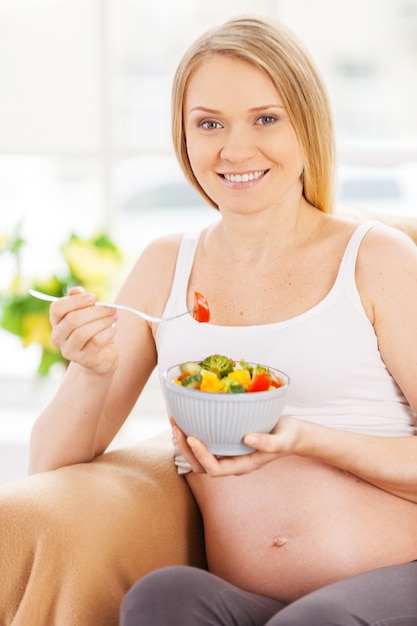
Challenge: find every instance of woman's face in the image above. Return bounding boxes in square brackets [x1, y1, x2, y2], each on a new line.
[184, 54, 304, 216]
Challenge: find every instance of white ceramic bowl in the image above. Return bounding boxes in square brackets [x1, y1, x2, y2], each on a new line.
[163, 363, 290, 456]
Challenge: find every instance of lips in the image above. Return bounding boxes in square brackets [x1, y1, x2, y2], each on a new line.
[221, 170, 268, 183]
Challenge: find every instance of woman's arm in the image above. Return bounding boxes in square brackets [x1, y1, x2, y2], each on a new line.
[28, 287, 157, 473]
[29, 235, 181, 473]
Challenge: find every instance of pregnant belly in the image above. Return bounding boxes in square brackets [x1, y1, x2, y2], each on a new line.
[186, 456, 417, 602]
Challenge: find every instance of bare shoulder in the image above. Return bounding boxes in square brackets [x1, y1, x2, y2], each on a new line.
[135, 232, 184, 273]
[116, 232, 185, 315]
[355, 222, 417, 322]
[358, 221, 417, 269]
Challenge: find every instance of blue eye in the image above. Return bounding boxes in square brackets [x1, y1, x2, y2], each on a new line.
[256, 115, 277, 125]
[200, 120, 222, 130]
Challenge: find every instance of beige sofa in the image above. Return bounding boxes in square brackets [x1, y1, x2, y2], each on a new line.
[0, 431, 206, 626]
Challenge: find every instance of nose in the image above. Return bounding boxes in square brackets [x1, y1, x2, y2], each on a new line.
[220, 126, 257, 163]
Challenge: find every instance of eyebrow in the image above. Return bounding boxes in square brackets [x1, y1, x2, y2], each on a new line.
[187, 104, 285, 114]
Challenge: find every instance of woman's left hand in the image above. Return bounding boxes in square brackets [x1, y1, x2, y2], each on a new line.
[170, 414, 304, 476]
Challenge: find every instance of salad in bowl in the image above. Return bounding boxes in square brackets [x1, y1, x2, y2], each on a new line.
[164, 354, 290, 455]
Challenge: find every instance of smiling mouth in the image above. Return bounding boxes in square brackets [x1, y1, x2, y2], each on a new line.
[221, 170, 268, 183]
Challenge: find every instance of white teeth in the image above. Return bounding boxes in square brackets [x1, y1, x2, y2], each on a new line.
[224, 170, 266, 183]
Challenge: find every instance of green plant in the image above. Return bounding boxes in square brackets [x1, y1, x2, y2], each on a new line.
[0, 230, 126, 376]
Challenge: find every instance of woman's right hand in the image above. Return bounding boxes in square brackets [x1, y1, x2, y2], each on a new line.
[49, 286, 119, 375]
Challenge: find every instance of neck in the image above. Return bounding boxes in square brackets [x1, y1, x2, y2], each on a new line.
[212, 198, 319, 264]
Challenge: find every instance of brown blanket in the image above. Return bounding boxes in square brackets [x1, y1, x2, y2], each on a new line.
[0, 432, 205, 626]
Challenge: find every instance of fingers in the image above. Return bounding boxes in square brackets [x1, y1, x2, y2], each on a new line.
[169, 414, 303, 477]
[49, 289, 119, 373]
[59, 318, 118, 363]
[169, 423, 264, 477]
[243, 432, 278, 453]
[182, 429, 290, 477]
[170, 418, 206, 473]
[49, 290, 98, 326]
[52, 307, 117, 352]
[170, 416, 267, 476]
[67, 285, 87, 295]
[185, 435, 266, 476]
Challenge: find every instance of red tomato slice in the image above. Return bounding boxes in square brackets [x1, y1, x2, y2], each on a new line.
[247, 372, 271, 392]
[270, 375, 284, 388]
[193, 291, 210, 323]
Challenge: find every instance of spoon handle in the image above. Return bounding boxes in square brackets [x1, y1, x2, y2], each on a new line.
[28, 289, 192, 323]
[28, 289, 59, 302]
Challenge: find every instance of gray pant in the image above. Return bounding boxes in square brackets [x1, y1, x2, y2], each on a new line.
[120, 561, 417, 625]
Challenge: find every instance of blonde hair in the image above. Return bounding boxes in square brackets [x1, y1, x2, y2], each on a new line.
[172, 16, 335, 213]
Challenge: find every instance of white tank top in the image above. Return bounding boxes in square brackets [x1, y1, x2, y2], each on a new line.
[156, 221, 416, 471]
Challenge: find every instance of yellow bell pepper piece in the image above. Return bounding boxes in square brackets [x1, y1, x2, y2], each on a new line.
[200, 370, 222, 393]
[227, 369, 252, 390]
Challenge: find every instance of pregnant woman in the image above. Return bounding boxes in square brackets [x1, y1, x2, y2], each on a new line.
[29, 16, 417, 626]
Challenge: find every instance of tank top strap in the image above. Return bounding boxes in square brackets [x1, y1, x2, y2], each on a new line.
[165, 230, 202, 310]
[336, 220, 381, 302]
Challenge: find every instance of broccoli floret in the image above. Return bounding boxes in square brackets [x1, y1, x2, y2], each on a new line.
[199, 354, 235, 378]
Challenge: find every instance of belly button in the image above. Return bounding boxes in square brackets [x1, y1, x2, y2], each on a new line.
[272, 536, 287, 548]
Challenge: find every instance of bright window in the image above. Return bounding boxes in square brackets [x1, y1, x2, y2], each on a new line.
[1, 0, 417, 377]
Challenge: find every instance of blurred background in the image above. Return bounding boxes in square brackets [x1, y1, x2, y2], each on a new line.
[1, 0, 417, 483]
